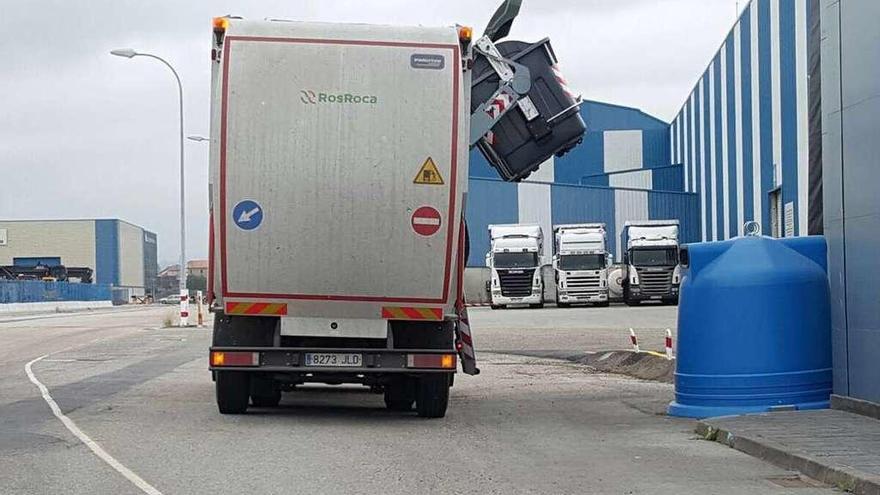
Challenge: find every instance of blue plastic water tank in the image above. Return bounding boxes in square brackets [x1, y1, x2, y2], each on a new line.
[668, 235, 832, 418]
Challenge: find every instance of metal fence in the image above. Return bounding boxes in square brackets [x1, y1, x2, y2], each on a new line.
[0, 280, 112, 303]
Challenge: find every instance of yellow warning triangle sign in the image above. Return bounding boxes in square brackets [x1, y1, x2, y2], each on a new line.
[413, 157, 444, 185]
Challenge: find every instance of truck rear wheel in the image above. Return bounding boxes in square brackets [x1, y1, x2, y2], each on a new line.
[216, 371, 250, 414]
[416, 374, 450, 418]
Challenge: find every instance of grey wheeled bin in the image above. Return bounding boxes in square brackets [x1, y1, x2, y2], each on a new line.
[471, 38, 586, 181]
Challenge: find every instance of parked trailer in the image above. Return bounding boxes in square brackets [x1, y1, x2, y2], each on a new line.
[206, 1, 584, 417]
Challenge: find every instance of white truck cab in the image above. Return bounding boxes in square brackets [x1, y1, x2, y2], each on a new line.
[487, 224, 544, 309]
[553, 223, 609, 307]
[622, 220, 681, 305]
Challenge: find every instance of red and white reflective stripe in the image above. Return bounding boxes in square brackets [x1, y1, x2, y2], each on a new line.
[485, 92, 513, 119]
[551, 64, 576, 101]
[629, 328, 640, 353]
[179, 289, 189, 327]
[665, 329, 674, 360]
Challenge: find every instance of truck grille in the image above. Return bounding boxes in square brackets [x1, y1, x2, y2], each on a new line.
[637, 268, 674, 295]
[498, 269, 536, 297]
[565, 275, 601, 295]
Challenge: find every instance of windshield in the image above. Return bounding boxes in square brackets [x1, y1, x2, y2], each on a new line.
[558, 254, 605, 270]
[629, 248, 677, 266]
[493, 252, 538, 269]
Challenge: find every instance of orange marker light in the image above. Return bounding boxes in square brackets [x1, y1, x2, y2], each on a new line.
[441, 354, 455, 369]
[211, 351, 225, 366]
[458, 26, 473, 42]
[213, 17, 229, 32]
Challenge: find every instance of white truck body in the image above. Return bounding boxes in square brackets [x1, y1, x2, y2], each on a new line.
[210, 20, 468, 322]
[206, 18, 484, 417]
[553, 223, 609, 305]
[487, 224, 544, 307]
[203, 2, 582, 416]
[622, 220, 681, 304]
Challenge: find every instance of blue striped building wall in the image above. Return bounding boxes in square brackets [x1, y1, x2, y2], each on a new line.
[670, 0, 811, 240]
[465, 177, 699, 266]
[94, 219, 119, 286]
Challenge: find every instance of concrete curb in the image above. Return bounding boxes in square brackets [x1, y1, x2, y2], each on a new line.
[0, 300, 114, 316]
[498, 349, 675, 383]
[696, 421, 880, 495]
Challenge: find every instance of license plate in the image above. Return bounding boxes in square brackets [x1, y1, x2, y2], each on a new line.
[650, 296, 662, 300]
[304, 353, 362, 367]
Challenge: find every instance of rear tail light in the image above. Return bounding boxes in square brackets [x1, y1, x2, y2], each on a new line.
[211, 351, 259, 367]
[407, 353, 457, 369]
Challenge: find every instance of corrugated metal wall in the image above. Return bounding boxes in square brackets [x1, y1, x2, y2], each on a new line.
[465, 177, 699, 265]
[821, 0, 880, 404]
[0, 280, 111, 303]
[670, 0, 811, 240]
[467, 98, 698, 267]
[143, 231, 158, 296]
[0, 220, 97, 270]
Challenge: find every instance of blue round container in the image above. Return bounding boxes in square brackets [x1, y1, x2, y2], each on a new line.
[668, 235, 832, 418]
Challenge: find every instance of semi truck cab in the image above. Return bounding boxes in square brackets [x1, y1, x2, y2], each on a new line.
[487, 224, 544, 309]
[622, 221, 681, 305]
[553, 223, 609, 307]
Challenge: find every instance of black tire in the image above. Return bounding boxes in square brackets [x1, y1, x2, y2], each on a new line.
[529, 302, 544, 309]
[416, 374, 450, 418]
[490, 304, 502, 310]
[624, 299, 640, 306]
[596, 301, 610, 308]
[216, 371, 250, 414]
[557, 302, 570, 308]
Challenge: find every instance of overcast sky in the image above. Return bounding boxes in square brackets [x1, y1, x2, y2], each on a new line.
[0, 0, 741, 267]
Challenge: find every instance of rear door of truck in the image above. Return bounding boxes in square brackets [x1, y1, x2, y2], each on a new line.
[213, 21, 466, 321]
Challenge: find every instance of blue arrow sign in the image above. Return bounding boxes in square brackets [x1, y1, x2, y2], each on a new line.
[232, 200, 263, 231]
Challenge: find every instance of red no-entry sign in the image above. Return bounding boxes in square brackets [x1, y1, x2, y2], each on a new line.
[411, 206, 442, 236]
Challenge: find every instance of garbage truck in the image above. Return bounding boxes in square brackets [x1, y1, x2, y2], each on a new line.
[621, 220, 681, 305]
[486, 224, 545, 309]
[552, 223, 609, 307]
[206, 1, 585, 417]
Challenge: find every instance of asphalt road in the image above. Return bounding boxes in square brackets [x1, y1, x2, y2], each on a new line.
[469, 303, 679, 354]
[0, 307, 836, 494]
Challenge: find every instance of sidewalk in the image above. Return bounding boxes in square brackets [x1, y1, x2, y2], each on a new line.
[697, 404, 880, 494]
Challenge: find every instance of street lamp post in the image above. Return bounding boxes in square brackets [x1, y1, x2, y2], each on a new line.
[111, 48, 189, 327]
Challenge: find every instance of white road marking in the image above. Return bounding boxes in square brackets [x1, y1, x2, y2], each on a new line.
[25, 354, 164, 495]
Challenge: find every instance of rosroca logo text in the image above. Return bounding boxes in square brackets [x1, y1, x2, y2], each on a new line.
[300, 89, 378, 105]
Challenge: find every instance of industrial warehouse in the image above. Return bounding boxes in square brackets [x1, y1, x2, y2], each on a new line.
[0, 219, 158, 303]
[1, 0, 878, 493]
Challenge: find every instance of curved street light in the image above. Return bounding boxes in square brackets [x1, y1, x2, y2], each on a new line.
[111, 48, 188, 326]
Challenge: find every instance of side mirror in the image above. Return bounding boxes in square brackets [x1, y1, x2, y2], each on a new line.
[679, 247, 689, 268]
[485, 253, 492, 268]
[552, 256, 558, 270]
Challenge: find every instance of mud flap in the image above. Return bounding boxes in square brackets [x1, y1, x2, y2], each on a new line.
[455, 214, 479, 375]
[455, 306, 479, 375]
